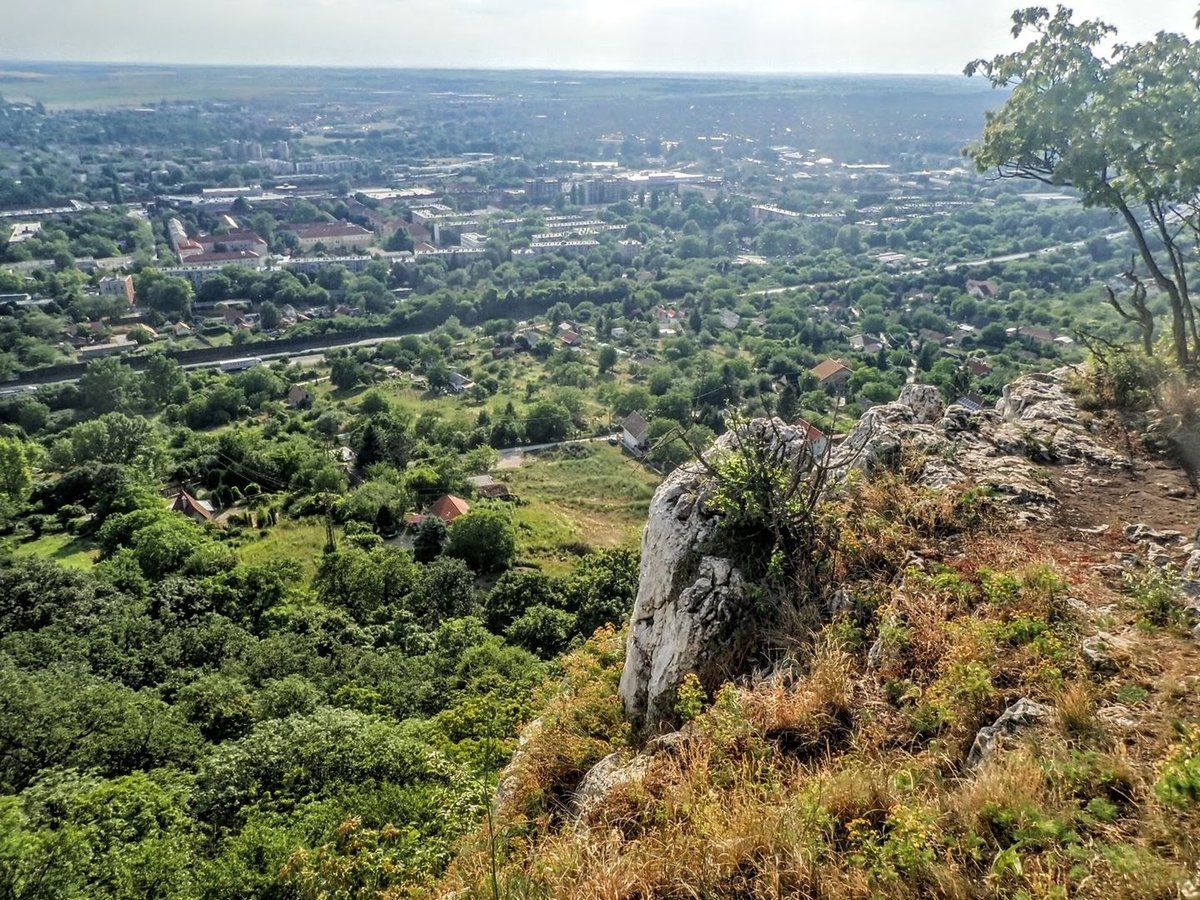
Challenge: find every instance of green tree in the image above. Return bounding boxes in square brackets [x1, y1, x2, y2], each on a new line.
[356, 423, 385, 469]
[0, 437, 33, 504]
[445, 507, 516, 573]
[141, 275, 194, 320]
[58, 413, 164, 472]
[375, 503, 398, 538]
[0, 771, 200, 900]
[834, 225, 864, 255]
[483, 570, 561, 633]
[330, 356, 366, 390]
[177, 673, 255, 742]
[130, 517, 210, 580]
[412, 515, 448, 563]
[314, 546, 417, 621]
[360, 390, 390, 416]
[523, 401, 572, 444]
[505, 605, 577, 658]
[561, 547, 640, 637]
[194, 707, 435, 823]
[597, 344, 619, 375]
[143, 353, 186, 407]
[259, 300, 282, 330]
[197, 274, 232, 306]
[0, 662, 199, 793]
[407, 555, 477, 625]
[79, 357, 140, 414]
[338, 479, 406, 528]
[386, 227, 414, 252]
[967, 6, 1200, 362]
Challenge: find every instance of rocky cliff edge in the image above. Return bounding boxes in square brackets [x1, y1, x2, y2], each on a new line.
[620, 369, 1134, 731]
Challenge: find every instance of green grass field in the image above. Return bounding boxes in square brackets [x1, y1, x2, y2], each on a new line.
[8, 531, 98, 569]
[233, 520, 332, 579]
[502, 444, 660, 575]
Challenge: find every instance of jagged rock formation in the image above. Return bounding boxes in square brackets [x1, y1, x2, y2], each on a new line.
[467, 371, 1200, 895]
[616, 423, 769, 732]
[619, 369, 1127, 731]
[570, 751, 650, 830]
[966, 698, 1055, 769]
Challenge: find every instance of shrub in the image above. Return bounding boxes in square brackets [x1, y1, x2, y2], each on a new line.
[1124, 569, 1181, 628]
[674, 673, 706, 723]
[1085, 352, 1166, 413]
[1156, 725, 1200, 810]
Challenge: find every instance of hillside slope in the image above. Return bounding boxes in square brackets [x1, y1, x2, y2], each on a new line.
[444, 370, 1200, 899]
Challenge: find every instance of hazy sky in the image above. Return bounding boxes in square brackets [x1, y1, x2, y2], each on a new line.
[1, 0, 1196, 73]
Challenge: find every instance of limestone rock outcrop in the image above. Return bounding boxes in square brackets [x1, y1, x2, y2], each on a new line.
[570, 751, 650, 830]
[619, 369, 1122, 732]
[618, 421, 794, 731]
[967, 698, 1055, 768]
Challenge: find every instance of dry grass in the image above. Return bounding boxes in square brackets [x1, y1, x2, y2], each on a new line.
[1054, 680, 1099, 742]
[828, 466, 991, 585]
[738, 640, 857, 759]
[440, 468, 1200, 900]
[489, 627, 631, 829]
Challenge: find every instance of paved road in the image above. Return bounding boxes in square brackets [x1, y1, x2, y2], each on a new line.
[494, 436, 614, 469]
[942, 230, 1125, 272]
[3, 227, 1132, 394]
[0, 332, 427, 394]
[180, 334, 410, 372]
[747, 229, 1127, 296]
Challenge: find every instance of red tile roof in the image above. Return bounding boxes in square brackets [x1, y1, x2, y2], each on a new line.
[811, 359, 851, 382]
[170, 490, 214, 521]
[185, 250, 263, 263]
[795, 417, 826, 444]
[429, 494, 470, 523]
[197, 230, 267, 247]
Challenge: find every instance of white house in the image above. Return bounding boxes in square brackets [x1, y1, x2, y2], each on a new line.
[621, 411, 650, 454]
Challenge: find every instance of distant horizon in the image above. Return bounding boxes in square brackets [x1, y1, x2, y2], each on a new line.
[0, 59, 992, 80]
[1, 0, 1193, 77]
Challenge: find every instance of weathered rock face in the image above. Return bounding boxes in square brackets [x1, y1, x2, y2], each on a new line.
[618, 421, 800, 731]
[620, 370, 1125, 733]
[832, 369, 1123, 509]
[570, 751, 650, 830]
[967, 698, 1055, 769]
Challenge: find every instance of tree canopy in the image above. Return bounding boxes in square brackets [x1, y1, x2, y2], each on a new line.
[967, 6, 1200, 363]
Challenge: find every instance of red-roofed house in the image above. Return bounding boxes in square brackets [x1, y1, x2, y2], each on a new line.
[405, 222, 432, 242]
[1015, 326, 1056, 344]
[196, 230, 269, 254]
[810, 359, 852, 392]
[175, 238, 204, 260]
[966, 279, 1000, 300]
[169, 490, 215, 524]
[965, 357, 992, 377]
[428, 494, 471, 524]
[653, 305, 684, 328]
[183, 250, 266, 267]
[794, 417, 830, 458]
